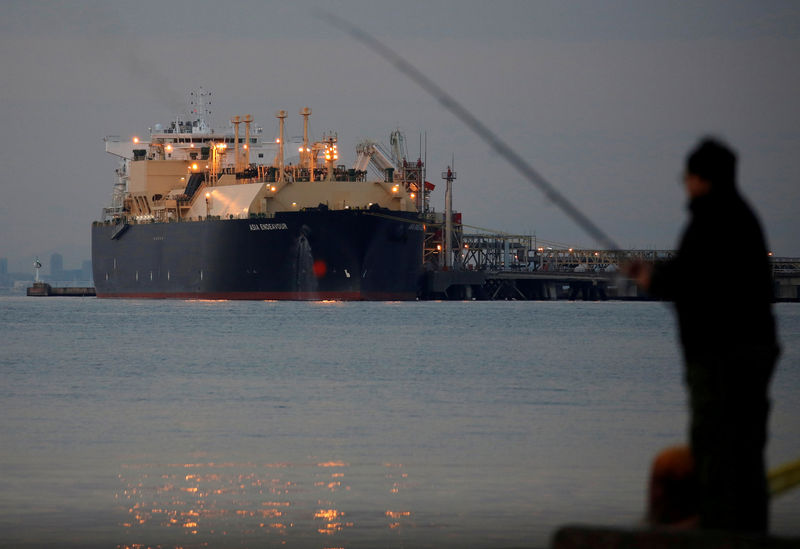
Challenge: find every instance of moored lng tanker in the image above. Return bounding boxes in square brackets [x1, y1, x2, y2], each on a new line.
[92, 91, 429, 300]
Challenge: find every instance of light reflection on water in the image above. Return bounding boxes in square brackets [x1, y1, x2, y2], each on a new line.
[116, 460, 413, 547]
[1, 298, 798, 548]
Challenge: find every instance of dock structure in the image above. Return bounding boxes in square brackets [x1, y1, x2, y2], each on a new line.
[773, 257, 800, 301]
[27, 282, 96, 297]
[420, 230, 800, 301]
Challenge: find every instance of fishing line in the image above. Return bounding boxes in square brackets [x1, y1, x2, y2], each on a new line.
[318, 11, 621, 251]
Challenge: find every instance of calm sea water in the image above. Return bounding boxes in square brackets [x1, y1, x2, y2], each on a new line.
[1, 297, 798, 548]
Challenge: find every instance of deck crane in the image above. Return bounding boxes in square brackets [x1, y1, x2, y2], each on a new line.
[354, 140, 396, 179]
[353, 129, 430, 214]
[354, 129, 410, 179]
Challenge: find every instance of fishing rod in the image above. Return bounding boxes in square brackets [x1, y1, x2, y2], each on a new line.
[318, 11, 621, 252]
[320, 11, 800, 503]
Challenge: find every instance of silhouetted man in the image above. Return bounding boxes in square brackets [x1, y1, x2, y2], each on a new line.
[628, 138, 779, 532]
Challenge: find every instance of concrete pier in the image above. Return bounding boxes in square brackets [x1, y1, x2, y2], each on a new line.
[774, 267, 800, 301]
[421, 270, 632, 301]
[27, 282, 96, 297]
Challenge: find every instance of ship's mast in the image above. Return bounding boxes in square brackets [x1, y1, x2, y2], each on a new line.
[244, 114, 252, 168]
[323, 133, 338, 181]
[189, 87, 212, 134]
[423, 132, 428, 212]
[232, 116, 241, 172]
[276, 110, 287, 182]
[300, 108, 312, 181]
[443, 165, 456, 270]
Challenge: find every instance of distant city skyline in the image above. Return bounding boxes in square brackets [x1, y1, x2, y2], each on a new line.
[0, 252, 92, 281]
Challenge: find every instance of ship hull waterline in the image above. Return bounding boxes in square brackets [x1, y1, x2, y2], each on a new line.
[92, 210, 425, 301]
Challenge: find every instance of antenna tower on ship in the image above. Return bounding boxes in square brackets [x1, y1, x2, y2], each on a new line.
[189, 87, 212, 133]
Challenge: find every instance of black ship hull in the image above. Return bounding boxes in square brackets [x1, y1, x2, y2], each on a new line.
[92, 210, 424, 300]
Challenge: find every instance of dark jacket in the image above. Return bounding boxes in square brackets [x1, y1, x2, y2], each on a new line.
[649, 190, 776, 360]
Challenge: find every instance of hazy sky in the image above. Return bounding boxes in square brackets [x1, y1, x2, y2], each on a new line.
[2, 0, 799, 272]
